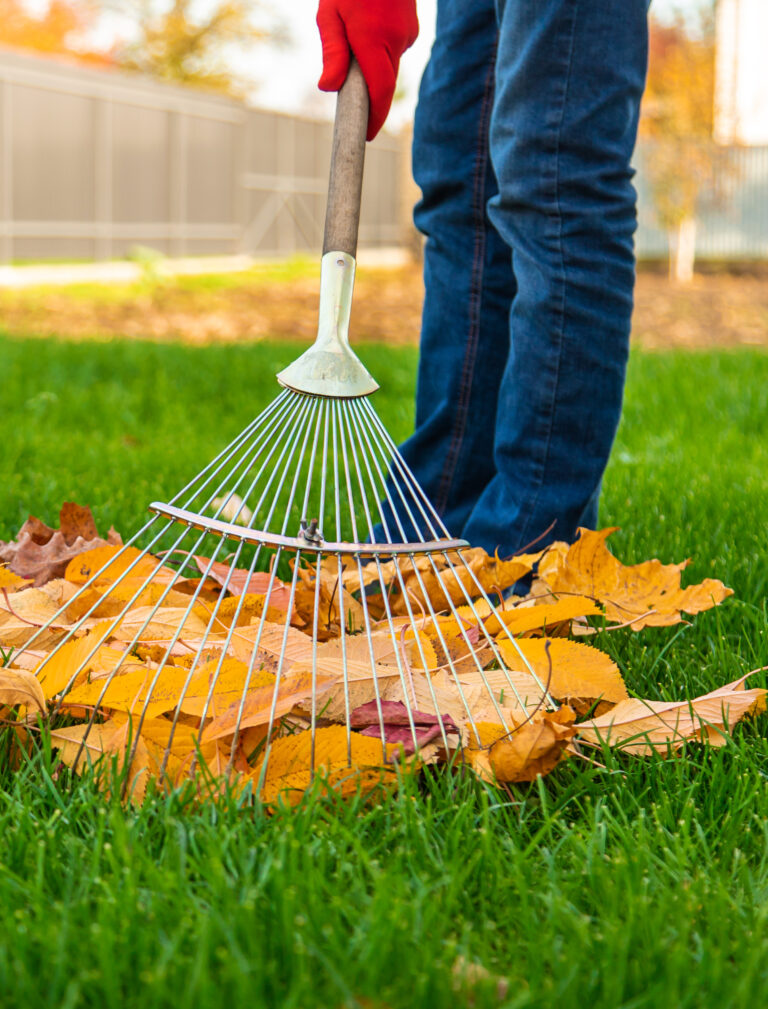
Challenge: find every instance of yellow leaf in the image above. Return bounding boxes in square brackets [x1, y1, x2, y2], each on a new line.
[490, 596, 603, 636]
[0, 566, 31, 592]
[50, 719, 152, 803]
[64, 545, 173, 587]
[35, 620, 123, 698]
[538, 527, 732, 630]
[575, 675, 767, 754]
[496, 637, 628, 715]
[252, 725, 398, 805]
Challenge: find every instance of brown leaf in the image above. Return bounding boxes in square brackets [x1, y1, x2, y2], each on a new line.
[538, 527, 732, 629]
[496, 637, 628, 715]
[0, 503, 123, 586]
[575, 674, 767, 754]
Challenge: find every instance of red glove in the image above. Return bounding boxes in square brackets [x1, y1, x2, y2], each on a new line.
[317, 0, 419, 141]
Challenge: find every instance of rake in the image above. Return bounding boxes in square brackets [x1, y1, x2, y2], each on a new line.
[13, 62, 554, 802]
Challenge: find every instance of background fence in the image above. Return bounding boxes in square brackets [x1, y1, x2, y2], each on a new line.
[0, 47, 404, 263]
[1, 47, 767, 265]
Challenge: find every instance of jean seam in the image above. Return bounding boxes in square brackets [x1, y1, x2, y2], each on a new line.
[511, 1, 579, 551]
[435, 41, 498, 516]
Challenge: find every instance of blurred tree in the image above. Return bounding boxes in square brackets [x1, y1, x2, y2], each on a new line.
[0, 0, 110, 64]
[640, 6, 730, 282]
[109, 0, 285, 98]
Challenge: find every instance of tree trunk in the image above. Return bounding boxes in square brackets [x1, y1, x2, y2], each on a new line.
[668, 217, 697, 283]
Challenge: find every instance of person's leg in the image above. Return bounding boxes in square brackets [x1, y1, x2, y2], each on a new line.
[462, 0, 649, 556]
[383, 0, 514, 542]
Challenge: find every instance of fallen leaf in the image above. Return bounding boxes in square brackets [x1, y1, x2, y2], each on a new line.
[350, 699, 458, 753]
[0, 566, 32, 592]
[538, 528, 732, 629]
[204, 671, 337, 741]
[0, 666, 46, 714]
[194, 556, 293, 609]
[65, 544, 174, 588]
[487, 708, 576, 782]
[496, 637, 628, 715]
[575, 674, 767, 754]
[0, 503, 122, 586]
[252, 725, 399, 805]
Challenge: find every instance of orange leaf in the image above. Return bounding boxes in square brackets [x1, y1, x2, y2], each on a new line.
[65, 545, 175, 588]
[538, 528, 732, 629]
[491, 596, 603, 636]
[0, 566, 31, 592]
[487, 708, 576, 783]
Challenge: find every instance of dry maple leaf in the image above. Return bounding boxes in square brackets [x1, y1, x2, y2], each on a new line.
[496, 637, 629, 715]
[538, 528, 732, 630]
[575, 673, 767, 754]
[0, 503, 122, 587]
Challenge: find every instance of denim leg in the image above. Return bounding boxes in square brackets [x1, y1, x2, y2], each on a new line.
[461, 0, 650, 555]
[386, 0, 515, 541]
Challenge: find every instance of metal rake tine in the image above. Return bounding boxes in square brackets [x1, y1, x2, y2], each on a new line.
[73, 395, 320, 781]
[356, 399, 553, 708]
[335, 400, 402, 764]
[217, 394, 324, 767]
[157, 396, 325, 770]
[161, 392, 322, 774]
[27, 393, 300, 667]
[359, 398, 449, 540]
[173, 389, 294, 510]
[340, 401, 424, 754]
[343, 399, 457, 751]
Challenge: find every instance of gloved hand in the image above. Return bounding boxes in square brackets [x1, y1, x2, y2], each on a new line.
[316, 0, 419, 140]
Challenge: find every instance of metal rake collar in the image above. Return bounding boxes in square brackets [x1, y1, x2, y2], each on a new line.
[276, 252, 379, 400]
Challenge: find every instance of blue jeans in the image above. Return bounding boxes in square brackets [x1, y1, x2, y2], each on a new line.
[390, 0, 649, 556]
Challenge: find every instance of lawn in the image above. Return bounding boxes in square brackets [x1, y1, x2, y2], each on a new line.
[1, 332, 767, 1008]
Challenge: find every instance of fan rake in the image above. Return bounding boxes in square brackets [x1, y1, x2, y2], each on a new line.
[9, 62, 555, 803]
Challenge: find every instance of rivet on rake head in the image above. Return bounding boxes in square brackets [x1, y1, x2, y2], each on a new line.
[299, 517, 324, 547]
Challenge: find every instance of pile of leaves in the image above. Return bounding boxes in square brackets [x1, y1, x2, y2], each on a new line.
[0, 504, 763, 807]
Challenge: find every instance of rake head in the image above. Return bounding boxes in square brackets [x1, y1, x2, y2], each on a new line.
[0, 62, 557, 804]
[7, 380, 554, 803]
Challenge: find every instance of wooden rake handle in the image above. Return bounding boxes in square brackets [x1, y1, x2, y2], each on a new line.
[322, 58, 369, 258]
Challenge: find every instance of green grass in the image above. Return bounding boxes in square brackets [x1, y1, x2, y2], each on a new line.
[1, 333, 768, 1008]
